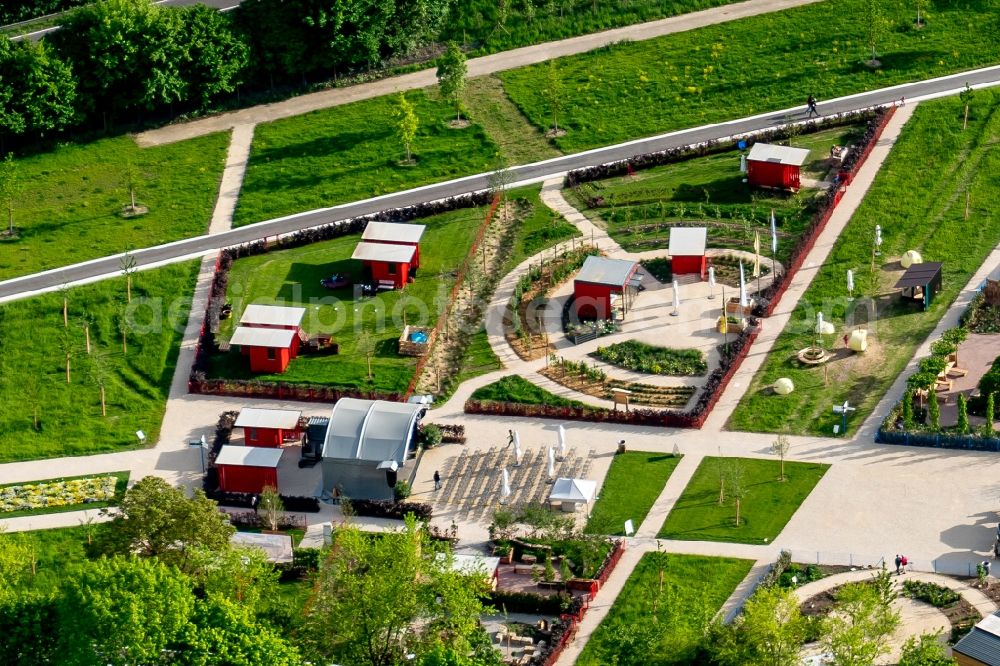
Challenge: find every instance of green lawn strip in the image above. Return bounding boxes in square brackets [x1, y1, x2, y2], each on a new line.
[0, 261, 197, 463]
[592, 341, 707, 376]
[503, 185, 581, 272]
[232, 89, 498, 226]
[0, 471, 129, 518]
[0, 132, 228, 281]
[213, 206, 486, 393]
[584, 451, 682, 536]
[564, 124, 863, 262]
[658, 456, 828, 544]
[499, 0, 1000, 153]
[470, 375, 586, 408]
[729, 92, 1000, 435]
[444, 0, 741, 56]
[0, 524, 111, 593]
[461, 76, 562, 164]
[576, 552, 754, 666]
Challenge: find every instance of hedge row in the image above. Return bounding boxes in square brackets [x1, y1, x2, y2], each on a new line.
[349, 499, 433, 522]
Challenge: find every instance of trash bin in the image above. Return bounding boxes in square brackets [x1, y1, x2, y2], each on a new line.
[617, 440, 626, 454]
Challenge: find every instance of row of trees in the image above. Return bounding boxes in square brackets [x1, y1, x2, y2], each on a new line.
[0, 476, 503, 666]
[0, 0, 454, 146]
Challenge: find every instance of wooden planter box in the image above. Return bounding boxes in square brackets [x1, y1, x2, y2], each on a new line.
[399, 325, 433, 357]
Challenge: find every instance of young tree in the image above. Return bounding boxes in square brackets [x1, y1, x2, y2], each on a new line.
[927, 391, 940, 431]
[393, 93, 418, 163]
[902, 389, 915, 430]
[258, 485, 285, 531]
[356, 331, 377, 381]
[117, 299, 131, 355]
[58, 283, 70, 328]
[863, 0, 887, 67]
[86, 351, 110, 417]
[914, 0, 927, 27]
[726, 459, 748, 526]
[436, 42, 467, 122]
[542, 60, 565, 134]
[94, 476, 235, 572]
[487, 153, 515, 203]
[732, 586, 807, 666]
[119, 249, 137, 302]
[957, 393, 969, 434]
[960, 83, 975, 130]
[898, 633, 953, 666]
[121, 162, 142, 215]
[0, 153, 21, 236]
[982, 392, 996, 438]
[771, 434, 791, 481]
[57, 556, 195, 666]
[59, 326, 73, 384]
[823, 581, 900, 666]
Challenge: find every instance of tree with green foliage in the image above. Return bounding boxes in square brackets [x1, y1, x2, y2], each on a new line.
[724, 458, 747, 526]
[959, 84, 975, 130]
[57, 556, 195, 666]
[982, 392, 996, 438]
[258, 485, 285, 531]
[178, 5, 249, 108]
[957, 393, 969, 434]
[863, 0, 887, 67]
[303, 517, 492, 666]
[178, 594, 302, 666]
[95, 476, 235, 572]
[187, 544, 279, 607]
[716, 585, 806, 666]
[599, 620, 662, 666]
[902, 389, 915, 430]
[356, 330, 377, 380]
[394, 93, 418, 163]
[927, 391, 940, 431]
[542, 60, 565, 134]
[771, 434, 791, 481]
[0, 593, 59, 665]
[0, 37, 77, 147]
[898, 633, 954, 666]
[0, 529, 37, 597]
[823, 580, 900, 666]
[0, 153, 21, 236]
[436, 42, 467, 122]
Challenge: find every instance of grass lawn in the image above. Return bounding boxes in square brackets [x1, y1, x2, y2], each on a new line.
[500, 0, 1000, 152]
[213, 206, 487, 393]
[564, 125, 863, 261]
[729, 91, 1000, 435]
[0, 261, 196, 462]
[232, 89, 498, 226]
[0, 133, 228, 281]
[444, 0, 740, 55]
[0, 471, 129, 518]
[470, 375, 586, 407]
[577, 552, 754, 666]
[0, 524, 111, 592]
[658, 456, 828, 544]
[461, 76, 562, 165]
[584, 451, 682, 536]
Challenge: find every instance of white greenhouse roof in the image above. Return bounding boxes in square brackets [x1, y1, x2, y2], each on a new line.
[549, 477, 597, 503]
[440, 553, 501, 577]
[747, 142, 811, 166]
[239, 304, 306, 328]
[575, 256, 638, 286]
[230, 326, 297, 349]
[231, 532, 294, 563]
[322, 398, 423, 463]
[235, 408, 302, 430]
[362, 221, 426, 244]
[668, 227, 707, 256]
[351, 241, 416, 263]
[215, 445, 283, 468]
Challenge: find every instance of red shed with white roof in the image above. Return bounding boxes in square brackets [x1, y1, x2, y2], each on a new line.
[235, 408, 303, 447]
[747, 143, 811, 191]
[361, 222, 426, 269]
[230, 326, 299, 374]
[668, 227, 708, 278]
[352, 241, 416, 290]
[215, 445, 283, 494]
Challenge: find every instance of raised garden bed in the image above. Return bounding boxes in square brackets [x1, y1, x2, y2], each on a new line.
[964, 292, 1000, 334]
[540, 364, 695, 408]
[591, 340, 707, 377]
[470, 375, 587, 408]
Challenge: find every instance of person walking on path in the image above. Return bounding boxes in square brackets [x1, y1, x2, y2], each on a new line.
[900, 554, 908, 574]
[506, 430, 514, 448]
[807, 94, 820, 118]
[433, 470, 442, 491]
[895, 554, 902, 575]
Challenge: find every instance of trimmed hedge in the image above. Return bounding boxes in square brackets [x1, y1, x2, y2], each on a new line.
[486, 589, 573, 615]
[350, 499, 433, 521]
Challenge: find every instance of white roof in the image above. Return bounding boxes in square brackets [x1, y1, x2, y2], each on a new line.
[362, 221, 426, 244]
[575, 256, 638, 286]
[352, 241, 416, 263]
[235, 408, 302, 430]
[668, 227, 707, 256]
[215, 445, 283, 468]
[747, 142, 811, 166]
[549, 477, 598, 503]
[322, 398, 423, 463]
[230, 326, 297, 348]
[239, 304, 306, 328]
[231, 532, 294, 563]
[441, 553, 501, 577]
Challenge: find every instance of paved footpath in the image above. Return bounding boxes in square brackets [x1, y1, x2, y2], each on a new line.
[135, 0, 823, 146]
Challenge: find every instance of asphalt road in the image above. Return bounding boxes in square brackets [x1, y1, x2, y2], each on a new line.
[2, 65, 999, 301]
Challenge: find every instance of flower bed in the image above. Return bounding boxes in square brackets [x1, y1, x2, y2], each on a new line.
[592, 341, 707, 377]
[963, 292, 1000, 334]
[0, 473, 128, 517]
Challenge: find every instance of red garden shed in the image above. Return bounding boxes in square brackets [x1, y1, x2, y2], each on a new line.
[362, 222, 426, 270]
[235, 408, 303, 447]
[229, 326, 300, 374]
[573, 256, 641, 320]
[352, 241, 417, 290]
[215, 445, 283, 494]
[239, 304, 306, 331]
[747, 143, 811, 191]
[668, 227, 708, 278]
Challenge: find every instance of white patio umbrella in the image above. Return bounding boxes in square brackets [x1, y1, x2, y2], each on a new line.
[557, 425, 567, 458]
[514, 436, 522, 466]
[708, 266, 716, 299]
[547, 447, 556, 478]
[847, 269, 855, 297]
[752, 230, 761, 278]
[671, 279, 681, 316]
[875, 224, 883, 255]
[500, 468, 511, 502]
[816, 312, 825, 335]
[739, 261, 748, 308]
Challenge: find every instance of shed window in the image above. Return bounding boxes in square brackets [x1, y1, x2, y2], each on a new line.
[387, 263, 397, 275]
[248, 428, 258, 442]
[267, 348, 277, 360]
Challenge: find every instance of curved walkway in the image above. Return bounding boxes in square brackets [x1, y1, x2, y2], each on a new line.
[135, 0, 825, 147]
